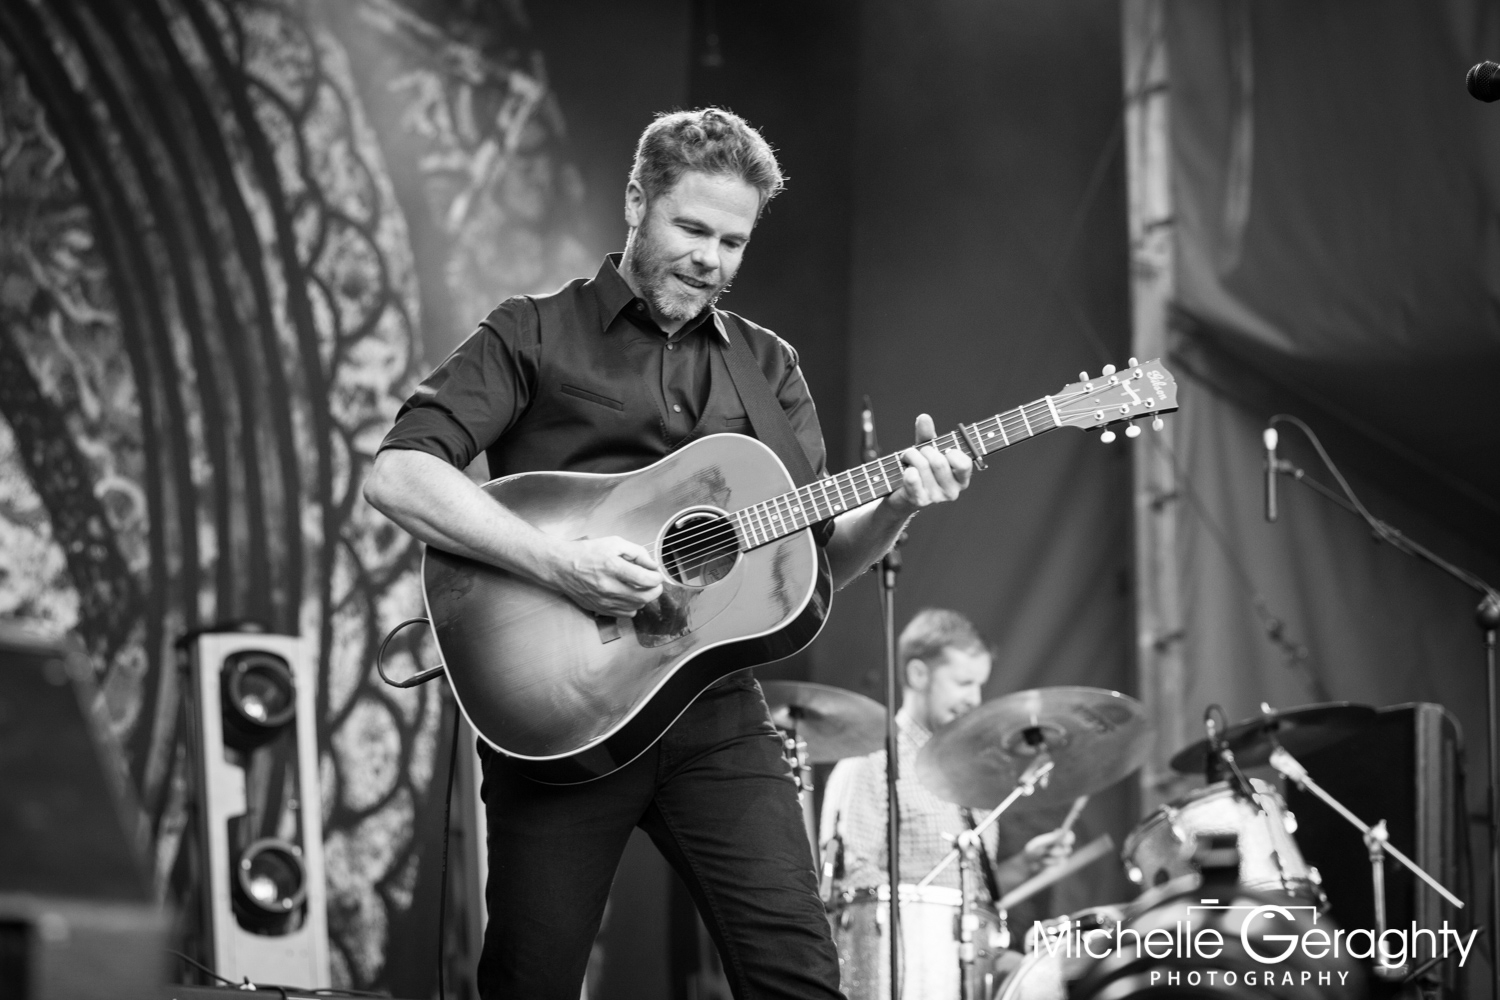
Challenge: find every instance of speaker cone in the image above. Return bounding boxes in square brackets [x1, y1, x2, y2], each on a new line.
[220, 652, 296, 750]
[232, 838, 307, 934]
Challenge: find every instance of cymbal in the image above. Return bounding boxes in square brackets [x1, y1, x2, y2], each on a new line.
[916, 687, 1152, 810]
[760, 681, 887, 763]
[1170, 702, 1376, 775]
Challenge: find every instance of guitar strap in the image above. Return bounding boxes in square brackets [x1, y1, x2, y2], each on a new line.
[716, 312, 819, 488]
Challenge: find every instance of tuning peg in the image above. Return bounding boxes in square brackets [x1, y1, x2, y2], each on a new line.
[1101, 364, 1116, 376]
[1152, 416, 1164, 432]
[1078, 371, 1088, 381]
[1128, 357, 1139, 367]
[1125, 423, 1142, 439]
[1100, 429, 1117, 444]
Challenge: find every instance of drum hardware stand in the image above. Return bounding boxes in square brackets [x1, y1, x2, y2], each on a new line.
[917, 753, 1055, 889]
[1269, 747, 1464, 981]
[921, 754, 1053, 998]
[1267, 414, 1499, 998]
[953, 828, 984, 1000]
[780, 717, 819, 875]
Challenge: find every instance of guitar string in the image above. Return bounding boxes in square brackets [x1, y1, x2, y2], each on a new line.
[661, 382, 1154, 577]
[657, 379, 1139, 562]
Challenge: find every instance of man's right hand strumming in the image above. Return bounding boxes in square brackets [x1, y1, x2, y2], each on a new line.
[548, 537, 663, 618]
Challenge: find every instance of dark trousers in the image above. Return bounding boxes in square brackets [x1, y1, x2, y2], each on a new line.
[476, 673, 845, 1000]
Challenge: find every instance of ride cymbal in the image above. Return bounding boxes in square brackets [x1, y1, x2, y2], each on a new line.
[916, 686, 1152, 809]
[760, 681, 887, 763]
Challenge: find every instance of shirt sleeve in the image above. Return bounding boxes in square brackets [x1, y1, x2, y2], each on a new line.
[378, 297, 540, 469]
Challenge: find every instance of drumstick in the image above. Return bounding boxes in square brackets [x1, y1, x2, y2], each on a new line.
[1059, 795, 1088, 836]
[995, 833, 1114, 912]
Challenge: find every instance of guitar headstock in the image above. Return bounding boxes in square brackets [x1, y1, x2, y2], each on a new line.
[1052, 358, 1179, 441]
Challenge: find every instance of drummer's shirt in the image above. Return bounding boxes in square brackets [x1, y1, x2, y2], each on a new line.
[822, 708, 1006, 897]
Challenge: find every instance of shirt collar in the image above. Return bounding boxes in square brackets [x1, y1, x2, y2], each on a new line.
[593, 253, 728, 344]
[895, 706, 933, 747]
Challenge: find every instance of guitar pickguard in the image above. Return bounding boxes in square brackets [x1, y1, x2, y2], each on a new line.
[631, 573, 743, 648]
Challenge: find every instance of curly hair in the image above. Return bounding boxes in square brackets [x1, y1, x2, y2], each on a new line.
[629, 107, 786, 210]
[898, 608, 989, 680]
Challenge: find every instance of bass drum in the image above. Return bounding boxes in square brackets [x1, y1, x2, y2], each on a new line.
[832, 883, 1009, 1000]
[993, 907, 1125, 1000]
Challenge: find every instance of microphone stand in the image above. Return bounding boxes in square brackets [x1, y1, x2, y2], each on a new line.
[864, 397, 907, 999]
[1271, 747, 1465, 978]
[881, 534, 904, 999]
[1266, 416, 1497, 996]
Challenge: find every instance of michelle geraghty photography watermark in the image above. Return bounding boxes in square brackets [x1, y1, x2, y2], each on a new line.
[1030, 901, 1480, 982]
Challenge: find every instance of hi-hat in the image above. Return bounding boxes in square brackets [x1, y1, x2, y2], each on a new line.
[760, 681, 887, 763]
[916, 687, 1152, 809]
[1170, 702, 1376, 775]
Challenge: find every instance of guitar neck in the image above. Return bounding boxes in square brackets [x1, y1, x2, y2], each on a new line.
[731, 394, 1066, 550]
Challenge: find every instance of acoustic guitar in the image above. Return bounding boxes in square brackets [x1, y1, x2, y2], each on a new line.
[423, 359, 1179, 783]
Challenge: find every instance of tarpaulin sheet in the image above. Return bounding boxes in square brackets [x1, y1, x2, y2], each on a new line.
[1161, 3, 1500, 988]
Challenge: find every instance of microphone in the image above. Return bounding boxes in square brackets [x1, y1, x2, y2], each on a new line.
[1468, 61, 1500, 102]
[1204, 704, 1226, 784]
[1263, 426, 1279, 523]
[861, 395, 880, 461]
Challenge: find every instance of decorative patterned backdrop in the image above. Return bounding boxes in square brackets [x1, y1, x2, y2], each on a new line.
[0, 0, 589, 989]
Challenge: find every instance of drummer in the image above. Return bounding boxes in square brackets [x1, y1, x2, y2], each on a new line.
[820, 609, 1075, 901]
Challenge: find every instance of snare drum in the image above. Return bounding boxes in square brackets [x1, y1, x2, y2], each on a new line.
[832, 883, 1008, 1000]
[1122, 779, 1321, 902]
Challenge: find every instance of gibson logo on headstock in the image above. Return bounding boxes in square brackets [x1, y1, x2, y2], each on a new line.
[1146, 369, 1169, 400]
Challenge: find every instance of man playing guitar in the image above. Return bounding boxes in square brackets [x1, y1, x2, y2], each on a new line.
[365, 108, 975, 999]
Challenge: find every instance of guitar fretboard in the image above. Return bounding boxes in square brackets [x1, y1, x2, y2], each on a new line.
[730, 394, 1065, 550]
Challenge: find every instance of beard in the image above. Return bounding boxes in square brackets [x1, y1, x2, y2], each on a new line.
[624, 220, 735, 322]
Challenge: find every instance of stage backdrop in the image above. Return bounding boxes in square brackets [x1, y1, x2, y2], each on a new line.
[1136, 1, 1500, 994]
[0, 0, 592, 992]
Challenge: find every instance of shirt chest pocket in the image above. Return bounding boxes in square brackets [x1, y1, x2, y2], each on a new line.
[559, 382, 626, 411]
[720, 414, 750, 430]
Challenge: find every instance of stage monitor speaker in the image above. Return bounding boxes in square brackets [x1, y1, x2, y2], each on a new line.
[0, 619, 170, 999]
[182, 631, 329, 988]
[1285, 702, 1464, 992]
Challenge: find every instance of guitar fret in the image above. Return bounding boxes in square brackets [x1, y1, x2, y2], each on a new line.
[837, 472, 856, 510]
[1019, 406, 1034, 437]
[775, 493, 794, 534]
[791, 488, 809, 528]
[819, 476, 840, 515]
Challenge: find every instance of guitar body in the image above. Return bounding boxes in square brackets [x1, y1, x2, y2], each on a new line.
[422, 434, 831, 784]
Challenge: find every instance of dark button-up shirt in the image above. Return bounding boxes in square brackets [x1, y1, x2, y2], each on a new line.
[381, 256, 831, 507]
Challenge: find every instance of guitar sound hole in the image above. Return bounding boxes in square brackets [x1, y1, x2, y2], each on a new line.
[661, 510, 739, 587]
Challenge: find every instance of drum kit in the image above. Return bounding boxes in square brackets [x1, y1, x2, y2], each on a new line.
[762, 683, 1468, 1000]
